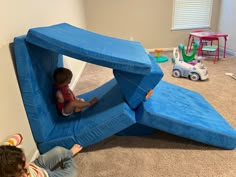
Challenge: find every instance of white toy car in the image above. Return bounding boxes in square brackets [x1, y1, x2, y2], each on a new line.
[172, 48, 208, 81]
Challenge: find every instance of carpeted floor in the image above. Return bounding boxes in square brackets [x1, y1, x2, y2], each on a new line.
[73, 53, 236, 177]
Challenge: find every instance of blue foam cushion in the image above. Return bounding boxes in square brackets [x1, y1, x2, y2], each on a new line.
[26, 23, 151, 75]
[114, 54, 164, 109]
[14, 36, 136, 153]
[137, 81, 236, 149]
[14, 36, 60, 142]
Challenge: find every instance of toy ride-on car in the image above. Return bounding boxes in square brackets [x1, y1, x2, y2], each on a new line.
[171, 48, 208, 81]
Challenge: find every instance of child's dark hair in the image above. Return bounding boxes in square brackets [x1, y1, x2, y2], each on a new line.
[53, 67, 73, 85]
[0, 145, 25, 177]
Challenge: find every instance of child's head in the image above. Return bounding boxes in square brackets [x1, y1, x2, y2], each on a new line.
[53, 67, 73, 85]
[0, 145, 27, 177]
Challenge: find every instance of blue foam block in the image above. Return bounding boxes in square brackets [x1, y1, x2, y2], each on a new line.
[137, 81, 236, 149]
[14, 36, 136, 153]
[114, 54, 163, 109]
[26, 23, 151, 75]
[14, 36, 60, 142]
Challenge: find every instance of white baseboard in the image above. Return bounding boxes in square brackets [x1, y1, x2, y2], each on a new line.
[30, 149, 40, 162]
[63, 56, 87, 91]
[147, 48, 174, 53]
[70, 62, 87, 91]
[220, 47, 236, 56]
[147, 47, 236, 56]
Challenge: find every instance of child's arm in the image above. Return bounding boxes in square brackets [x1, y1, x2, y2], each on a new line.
[56, 90, 65, 103]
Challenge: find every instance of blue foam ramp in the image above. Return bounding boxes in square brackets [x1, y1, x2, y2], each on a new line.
[114, 54, 164, 109]
[26, 23, 151, 75]
[137, 81, 236, 149]
[14, 36, 136, 153]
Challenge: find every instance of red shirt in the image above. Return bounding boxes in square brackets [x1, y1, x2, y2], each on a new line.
[53, 84, 76, 112]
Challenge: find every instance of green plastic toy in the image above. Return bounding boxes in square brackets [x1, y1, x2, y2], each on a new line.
[178, 41, 199, 63]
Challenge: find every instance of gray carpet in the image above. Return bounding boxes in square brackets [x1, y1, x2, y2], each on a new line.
[73, 53, 236, 177]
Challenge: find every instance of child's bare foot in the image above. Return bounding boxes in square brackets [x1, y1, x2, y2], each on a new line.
[71, 144, 83, 156]
[89, 97, 98, 106]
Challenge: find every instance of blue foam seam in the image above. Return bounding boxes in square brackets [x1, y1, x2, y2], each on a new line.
[115, 72, 148, 93]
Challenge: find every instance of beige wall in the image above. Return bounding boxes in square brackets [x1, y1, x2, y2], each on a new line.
[84, 0, 221, 49]
[218, 0, 236, 54]
[0, 0, 86, 159]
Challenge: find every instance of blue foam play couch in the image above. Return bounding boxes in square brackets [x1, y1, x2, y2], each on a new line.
[13, 23, 236, 153]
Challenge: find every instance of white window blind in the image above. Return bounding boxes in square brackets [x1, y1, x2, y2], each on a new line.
[172, 0, 213, 30]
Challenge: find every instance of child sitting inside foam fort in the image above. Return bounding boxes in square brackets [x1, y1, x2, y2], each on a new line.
[53, 67, 98, 116]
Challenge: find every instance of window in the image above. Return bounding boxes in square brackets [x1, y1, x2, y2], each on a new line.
[172, 0, 213, 30]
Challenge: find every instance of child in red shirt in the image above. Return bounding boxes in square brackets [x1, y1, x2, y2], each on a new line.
[53, 67, 98, 116]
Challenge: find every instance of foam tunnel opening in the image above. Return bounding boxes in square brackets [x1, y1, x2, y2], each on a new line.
[72, 62, 113, 97]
